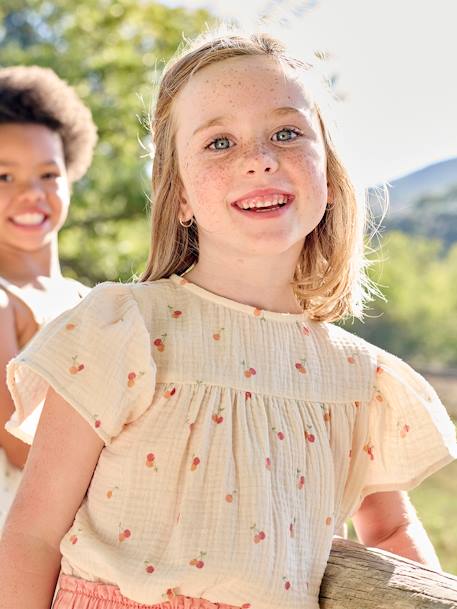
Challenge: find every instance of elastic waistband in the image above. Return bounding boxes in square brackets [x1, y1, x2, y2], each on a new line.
[57, 575, 241, 609]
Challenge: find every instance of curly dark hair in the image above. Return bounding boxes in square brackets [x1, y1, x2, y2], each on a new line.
[0, 65, 97, 182]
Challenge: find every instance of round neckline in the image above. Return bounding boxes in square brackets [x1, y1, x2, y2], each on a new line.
[170, 274, 308, 322]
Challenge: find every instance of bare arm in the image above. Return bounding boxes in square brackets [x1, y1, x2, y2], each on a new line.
[0, 386, 104, 609]
[0, 289, 29, 468]
[352, 490, 441, 570]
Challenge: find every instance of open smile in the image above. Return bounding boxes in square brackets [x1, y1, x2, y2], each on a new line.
[231, 192, 295, 218]
[8, 212, 50, 231]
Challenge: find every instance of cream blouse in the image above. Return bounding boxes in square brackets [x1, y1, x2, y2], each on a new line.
[6, 275, 457, 609]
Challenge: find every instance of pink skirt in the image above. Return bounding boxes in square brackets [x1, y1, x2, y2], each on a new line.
[53, 575, 242, 609]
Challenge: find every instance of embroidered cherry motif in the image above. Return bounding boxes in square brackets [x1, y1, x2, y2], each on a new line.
[295, 358, 307, 374]
[191, 456, 200, 471]
[211, 405, 224, 424]
[251, 524, 266, 543]
[304, 426, 315, 443]
[168, 305, 182, 319]
[69, 356, 85, 375]
[242, 361, 257, 378]
[189, 551, 206, 568]
[153, 334, 167, 352]
[118, 528, 131, 542]
[225, 490, 237, 503]
[212, 327, 224, 341]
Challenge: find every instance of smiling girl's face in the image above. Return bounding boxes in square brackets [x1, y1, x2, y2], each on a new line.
[0, 123, 70, 253]
[174, 54, 329, 262]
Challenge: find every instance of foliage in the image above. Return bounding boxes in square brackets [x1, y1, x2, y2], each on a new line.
[0, 0, 213, 284]
[385, 187, 457, 250]
[345, 231, 457, 367]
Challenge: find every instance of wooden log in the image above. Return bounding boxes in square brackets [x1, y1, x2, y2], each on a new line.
[320, 537, 457, 608]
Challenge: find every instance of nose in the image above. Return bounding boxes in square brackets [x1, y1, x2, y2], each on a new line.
[242, 144, 279, 176]
[16, 179, 46, 205]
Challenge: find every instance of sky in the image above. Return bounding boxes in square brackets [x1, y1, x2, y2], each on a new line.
[163, 0, 457, 186]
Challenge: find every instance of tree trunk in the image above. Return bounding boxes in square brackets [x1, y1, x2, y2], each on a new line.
[320, 538, 457, 608]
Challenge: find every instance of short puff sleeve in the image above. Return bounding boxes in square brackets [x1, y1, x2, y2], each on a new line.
[6, 282, 156, 446]
[343, 348, 457, 518]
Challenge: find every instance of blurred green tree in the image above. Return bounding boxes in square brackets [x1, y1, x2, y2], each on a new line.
[0, 0, 212, 283]
[346, 231, 457, 367]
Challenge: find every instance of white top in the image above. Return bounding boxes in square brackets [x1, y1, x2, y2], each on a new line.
[6, 274, 457, 609]
[0, 275, 89, 532]
[0, 275, 89, 328]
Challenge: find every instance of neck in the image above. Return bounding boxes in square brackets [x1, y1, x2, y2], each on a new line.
[183, 244, 304, 314]
[0, 238, 62, 283]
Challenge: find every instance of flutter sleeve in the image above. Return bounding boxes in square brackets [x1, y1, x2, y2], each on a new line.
[6, 282, 156, 446]
[342, 347, 457, 518]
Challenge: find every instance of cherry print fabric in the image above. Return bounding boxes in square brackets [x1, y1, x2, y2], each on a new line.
[6, 275, 457, 609]
[6, 282, 156, 445]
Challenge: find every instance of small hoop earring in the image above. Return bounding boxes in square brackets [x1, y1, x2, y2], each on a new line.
[179, 216, 195, 228]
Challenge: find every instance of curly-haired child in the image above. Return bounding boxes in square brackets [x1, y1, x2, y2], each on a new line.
[0, 65, 97, 530]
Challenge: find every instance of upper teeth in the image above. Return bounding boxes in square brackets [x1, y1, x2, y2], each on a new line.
[12, 213, 46, 226]
[237, 195, 288, 210]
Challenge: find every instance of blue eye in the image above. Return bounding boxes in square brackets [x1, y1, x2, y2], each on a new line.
[207, 137, 232, 151]
[272, 128, 301, 142]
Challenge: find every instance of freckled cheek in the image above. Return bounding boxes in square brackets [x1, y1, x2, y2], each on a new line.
[291, 155, 328, 205]
[183, 162, 233, 211]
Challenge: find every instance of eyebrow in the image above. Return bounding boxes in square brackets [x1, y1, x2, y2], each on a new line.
[0, 159, 60, 166]
[191, 106, 312, 137]
[192, 115, 234, 137]
[272, 106, 313, 120]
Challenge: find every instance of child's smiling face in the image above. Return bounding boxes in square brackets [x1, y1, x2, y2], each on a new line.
[0, 123, 70, 253]
[174, 54, 329, 260]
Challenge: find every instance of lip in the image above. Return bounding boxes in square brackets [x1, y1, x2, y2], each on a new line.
[231, 197, 294, 220]
[8, 210, 51, 232]
[230, 188, 294, 206]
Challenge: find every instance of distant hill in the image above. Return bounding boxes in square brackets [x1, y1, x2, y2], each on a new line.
[386, 157, 457, 213]
[367, 157, 457, 247]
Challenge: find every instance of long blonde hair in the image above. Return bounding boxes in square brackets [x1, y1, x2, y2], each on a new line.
[140, 29, 379, 322]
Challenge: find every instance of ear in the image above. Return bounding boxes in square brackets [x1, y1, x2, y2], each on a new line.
[178, 186, 193, 222]
[326, 179, 335, 205]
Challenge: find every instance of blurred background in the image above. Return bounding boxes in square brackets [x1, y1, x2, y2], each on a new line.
[1, 0, 456, 571]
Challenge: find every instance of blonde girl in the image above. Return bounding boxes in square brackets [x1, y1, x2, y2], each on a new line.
[0, 30, 455, 609]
